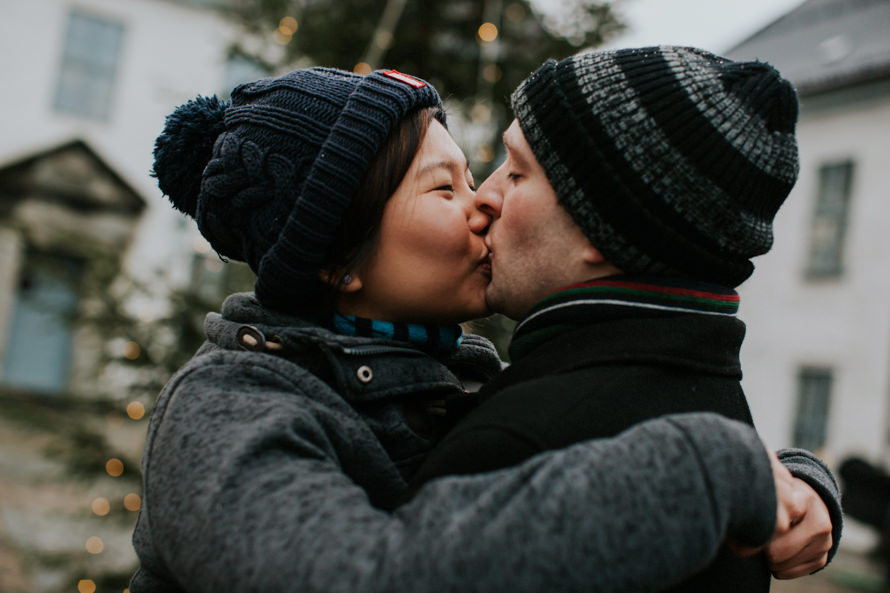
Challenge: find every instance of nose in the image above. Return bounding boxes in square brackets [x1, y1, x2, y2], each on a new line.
[467, 199, 491, 236]
[474, 173, 503, 219]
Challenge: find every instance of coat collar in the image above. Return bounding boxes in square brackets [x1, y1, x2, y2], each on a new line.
[202, 293, 502, 405]
[510, 274, 740, 360]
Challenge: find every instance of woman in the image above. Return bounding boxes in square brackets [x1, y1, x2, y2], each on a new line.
[133, 66, 817, 593]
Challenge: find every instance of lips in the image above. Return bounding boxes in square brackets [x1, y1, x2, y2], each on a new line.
[477, 251, 492, 277]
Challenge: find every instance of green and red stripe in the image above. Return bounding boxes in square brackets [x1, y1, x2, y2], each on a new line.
[510, 274, 739, 360]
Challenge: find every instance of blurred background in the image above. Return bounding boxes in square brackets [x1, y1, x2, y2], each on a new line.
[0, 0, 887, 591]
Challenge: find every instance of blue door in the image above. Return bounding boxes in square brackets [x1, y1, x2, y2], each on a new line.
[2, 252, 83, 394]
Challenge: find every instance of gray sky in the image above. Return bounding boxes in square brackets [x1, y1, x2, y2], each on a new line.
[542, 0, 807, 54]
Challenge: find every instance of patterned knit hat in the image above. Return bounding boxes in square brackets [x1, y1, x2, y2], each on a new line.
[153, 67, 442, 311]
[512, 46, 799, 287]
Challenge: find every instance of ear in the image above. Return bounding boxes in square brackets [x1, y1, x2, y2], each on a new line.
[580, 243, 609, 265]
[318, 269, 363, 293]
[580, 243, 624, 277]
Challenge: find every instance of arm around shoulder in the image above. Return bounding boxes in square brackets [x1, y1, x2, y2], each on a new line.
[139, 359, 777, 593]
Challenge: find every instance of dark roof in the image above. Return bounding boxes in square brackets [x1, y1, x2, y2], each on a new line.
[725, 0, 890, 95]
[0, 139, 147, 214]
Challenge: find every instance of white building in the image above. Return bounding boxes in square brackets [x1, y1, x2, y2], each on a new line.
[0, 0, 269, 397]
[0, 1, 269, 589]
[728, 0, 890, 469]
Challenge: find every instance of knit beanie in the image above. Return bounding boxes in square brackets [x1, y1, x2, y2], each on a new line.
[153, 67, 442, 311]
[511, 46, 799, 287]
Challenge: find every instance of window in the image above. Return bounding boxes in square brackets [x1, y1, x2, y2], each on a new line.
[53, 9, 125, 121]
[1, 252, 85, 394]
[792, 367, 833, 451]
[806, 160, 855, 277]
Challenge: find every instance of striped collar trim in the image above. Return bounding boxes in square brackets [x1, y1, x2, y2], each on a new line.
[333, 314, 463, 354]
[516, 275, 739, 334]
[508, 276, 739, 361]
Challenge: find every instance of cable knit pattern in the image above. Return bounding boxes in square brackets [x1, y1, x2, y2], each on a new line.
[152, 68, 442, 311]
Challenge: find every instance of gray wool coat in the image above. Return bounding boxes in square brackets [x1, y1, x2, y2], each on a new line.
[131, 293, 790, 593]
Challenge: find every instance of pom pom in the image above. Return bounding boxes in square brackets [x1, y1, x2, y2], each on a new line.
[152, 95, 228, 217]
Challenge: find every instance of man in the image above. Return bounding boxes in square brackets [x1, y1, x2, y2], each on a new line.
[410, 46, 840, 589]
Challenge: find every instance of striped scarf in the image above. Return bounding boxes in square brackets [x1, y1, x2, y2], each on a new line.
[333, 314, 463, 354]
[509, 275, 739, 360]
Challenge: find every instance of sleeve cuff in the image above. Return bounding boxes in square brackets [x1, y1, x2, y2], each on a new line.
[777, 448, 844, 565]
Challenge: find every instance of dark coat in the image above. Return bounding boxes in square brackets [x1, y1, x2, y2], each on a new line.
[132, 294, 784, 593]
[412, 312, 770, 592]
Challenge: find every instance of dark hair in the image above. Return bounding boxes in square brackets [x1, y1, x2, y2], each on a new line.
[318, 105, 446, 312]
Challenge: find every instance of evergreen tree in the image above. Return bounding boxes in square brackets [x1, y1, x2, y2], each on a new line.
[224, 0, 623, 173]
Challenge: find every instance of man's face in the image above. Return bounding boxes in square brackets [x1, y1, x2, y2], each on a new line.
[475, 120, 599, 319]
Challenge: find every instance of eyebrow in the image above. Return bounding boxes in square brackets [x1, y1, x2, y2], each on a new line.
[418, 159, 469, 178]
[502, 131, 525, 166]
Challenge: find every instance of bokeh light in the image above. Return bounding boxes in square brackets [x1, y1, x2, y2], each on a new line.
[85, 536, 103, 554]
[278, 16, 298, 35]
[505, 3, 525, 22]
[77, 580, 96, 593]
[274, 29, 292, 45]
[375, 31, 393, 49]
[126, 401, 145, 420]
[122, 341, 140, 360]
[482, 64, 502, 83]
[353, 62, 372, 75]
[124, 492, 142, 511]
[471, 102, 491, 124]
[91, 497, 110, 516]
[105, 458, 124, 477]
[476, 144, 494, 163]
[478, 22, 498, 43]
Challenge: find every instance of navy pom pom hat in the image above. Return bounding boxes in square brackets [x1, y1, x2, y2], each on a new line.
[511, 46, 800, 287]
[153, 67, 442, 311]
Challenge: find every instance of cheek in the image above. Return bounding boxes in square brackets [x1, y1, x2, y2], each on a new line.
[395, 204, 471, 259]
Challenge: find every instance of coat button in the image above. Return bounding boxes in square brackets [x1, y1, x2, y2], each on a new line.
[356, 365, 374, 384]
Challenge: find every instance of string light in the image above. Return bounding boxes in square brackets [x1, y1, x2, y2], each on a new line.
[374, 30, 393, 50]
[278, 16, 298, 35]
[122, 341, 140, 360]
[476, 144, 495, 163]
[505, 3, 525, 22]
[274, 28, 293, 45]
[77, 579, 96, 593]
[471, 103, 492, 124]
[127, 401, 146, 420]
[124, 493, 142, 512]
[91, 498, 111, 516]
[85, 536, 104, 554]
[477, 22, 498, 43]
[482, 64, 502, 83]
[106, 458, 124, 477]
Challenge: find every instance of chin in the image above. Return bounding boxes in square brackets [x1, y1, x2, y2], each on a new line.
[446, 302, 491, 325]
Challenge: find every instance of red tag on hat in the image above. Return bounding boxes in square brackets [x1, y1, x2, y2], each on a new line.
[382, 69, 425, 88]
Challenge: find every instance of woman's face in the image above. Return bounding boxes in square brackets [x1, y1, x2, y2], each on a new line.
[338, 120, 492, 324]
